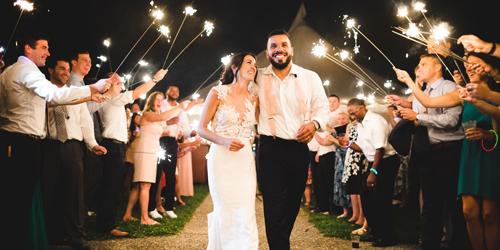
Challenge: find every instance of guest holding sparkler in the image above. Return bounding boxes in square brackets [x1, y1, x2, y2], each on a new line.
[339, 99, 399, 247]
[96, 69, 167, 237]
[389, 54, 471, 249]
[394, 51, 500, 250]
[148, 86, 200, 219]
[122, 92, 188, 225]
[0, 32, 110, 244]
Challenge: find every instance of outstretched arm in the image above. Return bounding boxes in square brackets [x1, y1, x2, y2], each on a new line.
[132, 69, 167, 100]
[393, 67, 462, 108]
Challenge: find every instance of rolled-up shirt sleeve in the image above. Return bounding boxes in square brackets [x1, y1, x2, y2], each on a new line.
[80, 104, 98, 150]
[19, 66, 90, 104]
[371, 118, 390, 149]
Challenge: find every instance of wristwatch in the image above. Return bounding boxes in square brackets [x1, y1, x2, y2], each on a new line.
[152, 78, 158, 83]
[312, 120, 320, 131]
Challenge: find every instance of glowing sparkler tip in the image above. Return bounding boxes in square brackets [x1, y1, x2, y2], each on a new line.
[221, 54, 232, 65]
[97, 55, 107, 62]
[103, 39, 111, 47]
[14, 0, 34, 11]
[192, 93, 200, 99]
[405, 23, 420, 38]
[143, 75, 151, 82]
[431, 23, 450, 41]
[323, 80, 330, 86]
[158, 25, 170, 38]
[138, 60, 149, 66]
[339, 50, 349, 61]
[157, 147, 166, 163]
[414, 2, 427, 12]
[152, 9, 164, 20]
[311, 40, 327, 58]
[204, 21, 214, 36]
[184, 6, 197, 16]
[346, 19, 355, 29]
[397, 6, 408, 17]
[357, 81, 364, 87]
[0, 46, 5, 53]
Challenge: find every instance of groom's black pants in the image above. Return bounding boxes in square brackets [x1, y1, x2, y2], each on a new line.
[258, 135, 310, 250]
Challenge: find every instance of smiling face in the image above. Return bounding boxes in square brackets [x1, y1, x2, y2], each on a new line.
[328, 96, 340, 112]
[417, 56, 442, 83]
[266, 34, 293, 70]
[26, 39, 50, 67]
[166, 86, 179, 101]
[337, 113, 348, 126]
[153, 93, 164, 112]
[234, 55, 257, 82]
[49, 60, 70, 87]
[72, 53, 92, 77]
[466, 55, 490, 83]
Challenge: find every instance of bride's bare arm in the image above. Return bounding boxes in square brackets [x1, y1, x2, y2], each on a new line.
[197, 89, 244, 151]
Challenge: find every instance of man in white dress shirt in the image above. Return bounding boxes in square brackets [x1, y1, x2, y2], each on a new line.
[42, 58, 107, 249]
[148, 86, 200, 219]
[96, 69, 166, 237]
[0, 33, 110, 244]
[341, 98, 399, 247]
[251, 29, 329, 249]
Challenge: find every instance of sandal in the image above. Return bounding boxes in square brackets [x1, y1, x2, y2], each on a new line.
[352, 228, 370, 237]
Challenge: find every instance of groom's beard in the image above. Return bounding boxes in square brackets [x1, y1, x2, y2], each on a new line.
[269, 53, 292, 70]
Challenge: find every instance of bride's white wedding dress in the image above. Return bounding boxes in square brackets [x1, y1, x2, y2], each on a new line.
[206, 85, 258, 250]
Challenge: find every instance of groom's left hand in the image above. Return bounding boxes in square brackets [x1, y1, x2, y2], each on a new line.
[296, 122, 315, 143]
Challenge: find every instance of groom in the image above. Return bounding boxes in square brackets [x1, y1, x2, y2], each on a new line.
[252, 29, 329, 249]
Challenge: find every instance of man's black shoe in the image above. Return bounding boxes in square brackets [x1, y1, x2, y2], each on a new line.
[372, 239, 397, 247]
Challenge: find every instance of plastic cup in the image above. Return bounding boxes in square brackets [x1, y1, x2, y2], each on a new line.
[351, 234, 360, 248]
[462, 120, 477, 133]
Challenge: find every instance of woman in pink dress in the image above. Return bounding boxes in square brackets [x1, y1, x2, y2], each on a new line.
[122, 88, 189, 225]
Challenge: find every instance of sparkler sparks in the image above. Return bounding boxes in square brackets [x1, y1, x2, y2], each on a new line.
[311, 40, 327, 58]
[103, 39, 111, 47]
[339, 50, 349, 61]
[14, 0, 34, 11]
[323, 80, 330, 86]
[431, 23, 450, 41]
[204, 21, 214, 36]
[221, 54, 232, 65]
[414, 2, 427, 13]
[97, 55, 107, 62]
[184, 6, 197, 16]
[151, 9, 164, 20]
[405, 23, 420, 38]
[397, 7, 408, 18]
[158, 25, 170, 41]
[346, 19, 355, 29]
[138, 60, 148, 66]
[157, 147, 166, 163]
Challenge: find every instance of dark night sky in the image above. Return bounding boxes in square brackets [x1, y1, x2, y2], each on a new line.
[1, 0, 499, 100]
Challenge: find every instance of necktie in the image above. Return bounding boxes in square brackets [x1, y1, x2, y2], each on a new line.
[53, 106, 68, 143]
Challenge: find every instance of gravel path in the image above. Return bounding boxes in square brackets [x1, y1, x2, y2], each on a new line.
[88, 194, 418, 249]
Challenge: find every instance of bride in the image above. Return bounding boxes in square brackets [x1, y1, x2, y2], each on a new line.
[197, 52, 259, 249]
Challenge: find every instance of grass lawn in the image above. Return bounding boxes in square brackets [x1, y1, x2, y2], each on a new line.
[85, 183, 209, 240]
[302, 199, 421, 245]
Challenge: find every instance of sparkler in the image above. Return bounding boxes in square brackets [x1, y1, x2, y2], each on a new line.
[157, 147, 166, 163]
[127, 23, 172, 89]
[5, 0, 34, 56]
[312, 40, 387, 96]
[103, 38, 113, 71]
[162, 6, 198, 68]
[346, 18, 396, 68]
[95, 55, 108, 77]
[191, 53, 231, 99]
[165, 21, 215, 70]
[113, 6, 165, 77]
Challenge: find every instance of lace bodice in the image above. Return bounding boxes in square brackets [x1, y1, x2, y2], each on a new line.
[210, 85, 256, 139]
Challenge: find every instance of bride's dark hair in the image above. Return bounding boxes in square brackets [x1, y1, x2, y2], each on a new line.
[219, 52, 257, 85]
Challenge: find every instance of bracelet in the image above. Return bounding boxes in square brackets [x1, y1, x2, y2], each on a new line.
[346, 140, 352, 148]
[482, 129, 498, 152]
[370, 168, 378, 175]
[488, 43, 497, 55]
